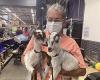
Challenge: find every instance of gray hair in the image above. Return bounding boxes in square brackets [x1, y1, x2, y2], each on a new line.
[47, 3, 66, 18]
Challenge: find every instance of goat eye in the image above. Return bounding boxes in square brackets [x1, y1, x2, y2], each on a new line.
[51, 41, 54, 45]
[55, 36, 58, 41]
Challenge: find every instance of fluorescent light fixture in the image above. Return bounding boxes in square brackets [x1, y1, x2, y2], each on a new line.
[12, 13, 26, 24]
[41, 7, 44, 10]
[31, 9, 35, 24]
[31, 9, 34, 14]
[12, 13, 16, 16]
[2, 10, 7, 14]
[32, 14, 35, 17]
[0, 9, 7, 14]
[5, 8, 12, 12]
[5, 8, 26, 24]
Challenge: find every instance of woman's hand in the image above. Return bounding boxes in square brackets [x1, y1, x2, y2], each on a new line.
[60, 68, 86, 76]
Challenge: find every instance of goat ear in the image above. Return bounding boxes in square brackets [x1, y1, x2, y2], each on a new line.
[43, 32, 46, 38]
[32, 29, 36, 35]
[55, 35, 59, 43]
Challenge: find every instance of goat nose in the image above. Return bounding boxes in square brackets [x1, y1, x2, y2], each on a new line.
[48, 47, 52, 52]
[42, 42, 48, 46]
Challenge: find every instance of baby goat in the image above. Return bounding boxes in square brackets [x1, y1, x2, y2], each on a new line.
[47, 32, 79, 80]
[24, 30, 46, 80]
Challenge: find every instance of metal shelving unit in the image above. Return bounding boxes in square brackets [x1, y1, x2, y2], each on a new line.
[0, 39, 15, 73]
[0, 53, 13, 72]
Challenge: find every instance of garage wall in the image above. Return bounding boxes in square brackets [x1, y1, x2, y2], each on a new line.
[67, 0, 84, 20]
[82, 0, 100, 62]
[82, 0, 100, 42]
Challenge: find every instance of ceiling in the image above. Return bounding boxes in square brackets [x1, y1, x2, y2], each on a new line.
[0, 0, 69, 25]
[0, 6, 36, 25]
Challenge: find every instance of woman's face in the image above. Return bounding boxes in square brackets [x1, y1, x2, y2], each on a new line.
[46, 9, 65, 33]
[47, 9, 63, 22]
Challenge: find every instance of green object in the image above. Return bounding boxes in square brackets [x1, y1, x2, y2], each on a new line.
[92, 63, 96, 68]
[12, 27, 17, 32]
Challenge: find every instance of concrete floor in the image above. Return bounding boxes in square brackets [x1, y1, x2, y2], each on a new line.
[0, 59, 99, 80]
[0, 59, 28, 80]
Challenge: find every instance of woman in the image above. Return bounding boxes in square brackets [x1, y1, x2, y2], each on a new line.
[22, 3, 86, 80]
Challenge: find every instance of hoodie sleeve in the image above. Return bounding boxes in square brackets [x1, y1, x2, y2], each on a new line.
[61, 36, 87, 68]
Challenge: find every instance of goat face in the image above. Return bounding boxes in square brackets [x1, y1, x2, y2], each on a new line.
[33, 29, 46, 43]
[48, 32, 60, 53]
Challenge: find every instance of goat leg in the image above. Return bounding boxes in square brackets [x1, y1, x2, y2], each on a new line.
[31, 69, 37, 80]
[49, 67, 61, 80]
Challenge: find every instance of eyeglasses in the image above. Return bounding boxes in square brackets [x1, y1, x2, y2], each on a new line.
[47, 18, 64, 22]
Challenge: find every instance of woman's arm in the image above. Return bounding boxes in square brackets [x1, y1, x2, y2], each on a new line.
[60, 68, 86, 76]
[61, 36, 87, 76]
[62, 37, 87, 68]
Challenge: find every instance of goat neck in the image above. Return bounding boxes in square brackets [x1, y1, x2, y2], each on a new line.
[33, 39, 42, 52]
[55, 44, 62, 55]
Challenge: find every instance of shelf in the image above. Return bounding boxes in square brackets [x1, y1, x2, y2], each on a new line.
[0, 53, 13, 72]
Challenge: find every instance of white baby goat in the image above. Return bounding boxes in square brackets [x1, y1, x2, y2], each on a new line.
[47, 32, 79, 80]
[24, 30, 46, 80]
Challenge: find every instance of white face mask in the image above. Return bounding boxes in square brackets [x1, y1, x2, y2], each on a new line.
[46, 21, 62, 33]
